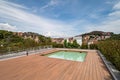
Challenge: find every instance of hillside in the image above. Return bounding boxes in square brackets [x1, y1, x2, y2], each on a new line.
[0, 30, 52, 54]
[82, 31, 113, 36]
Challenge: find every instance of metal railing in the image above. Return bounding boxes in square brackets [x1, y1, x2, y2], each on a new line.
[0, 45, 52, 59]
[97, 50, 119, 80]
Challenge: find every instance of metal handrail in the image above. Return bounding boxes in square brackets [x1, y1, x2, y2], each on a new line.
[97, 50, 118, 80]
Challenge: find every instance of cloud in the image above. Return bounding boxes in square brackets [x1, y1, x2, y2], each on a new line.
[108, 1, 120, 19]
[43, 32, 72, 38]
[0, 0, 77, 37]
[113, 1, 120, 10]
[40, 0, 59, 10]
[0, 23, 17, 31]
[82, 1, 120, 34]
[109, 11, 120, 18]
[98, 1, 120, 33]
[87, 19, 120, 33]
[0, 0, 120, 38]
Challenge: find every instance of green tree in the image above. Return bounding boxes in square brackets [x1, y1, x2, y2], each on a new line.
[72, 40, 80, 48]
[89, 44, 98, 49]
[81, 44, 88, 49]
[67, 42, 72, 48]
[64, 39, 68, 48]
[97, 40, 120, 71]
[52, 42, 63, 48]
[0, 30, 53, 54]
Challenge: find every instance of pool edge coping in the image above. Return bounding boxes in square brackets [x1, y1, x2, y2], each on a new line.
[42, 50, 87, 62]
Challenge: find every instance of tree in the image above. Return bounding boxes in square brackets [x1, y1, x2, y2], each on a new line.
[89, 44, 98, 49]
[0, 33, 4, 39]
[72, 40, 80, 48]
[63, 39, 80, 48]
[0, 30, 53, 54]
[108, 34, 120, 40]
[97, 40, 120, 71]
[64, 39, 68, 48]
[67, 42, 72, 48]
[81, 44, 88, 49]
[52, 42, 63, 48]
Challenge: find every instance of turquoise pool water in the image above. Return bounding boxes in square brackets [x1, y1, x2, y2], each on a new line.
[44, 51, 87, 62]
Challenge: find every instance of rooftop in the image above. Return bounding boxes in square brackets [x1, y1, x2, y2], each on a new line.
[0, 49, 112, 80]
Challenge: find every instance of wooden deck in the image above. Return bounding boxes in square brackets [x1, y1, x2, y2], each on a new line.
[0, 49, 112, 80]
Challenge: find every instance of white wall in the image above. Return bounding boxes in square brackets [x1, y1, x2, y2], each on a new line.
[73, 36, 82, 46]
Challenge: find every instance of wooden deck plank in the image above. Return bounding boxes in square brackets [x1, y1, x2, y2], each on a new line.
[84, 52, 92, 80]
[0, 49, 112, 80]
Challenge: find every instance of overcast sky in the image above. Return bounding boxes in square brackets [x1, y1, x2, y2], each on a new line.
[0, 0, 120, 37]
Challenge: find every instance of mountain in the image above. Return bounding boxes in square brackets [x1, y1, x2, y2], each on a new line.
[81, 31, 113, 36]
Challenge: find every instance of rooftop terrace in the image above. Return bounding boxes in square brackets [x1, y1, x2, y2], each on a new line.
[0, 49, 112, 80]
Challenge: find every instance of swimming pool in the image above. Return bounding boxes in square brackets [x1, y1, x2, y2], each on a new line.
[44, 51, 87, 62]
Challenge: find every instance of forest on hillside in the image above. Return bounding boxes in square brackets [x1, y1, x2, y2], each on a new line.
[0, 30, 52, 54]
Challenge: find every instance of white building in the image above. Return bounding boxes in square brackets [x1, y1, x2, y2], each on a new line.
[73, 36, 82, 46]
